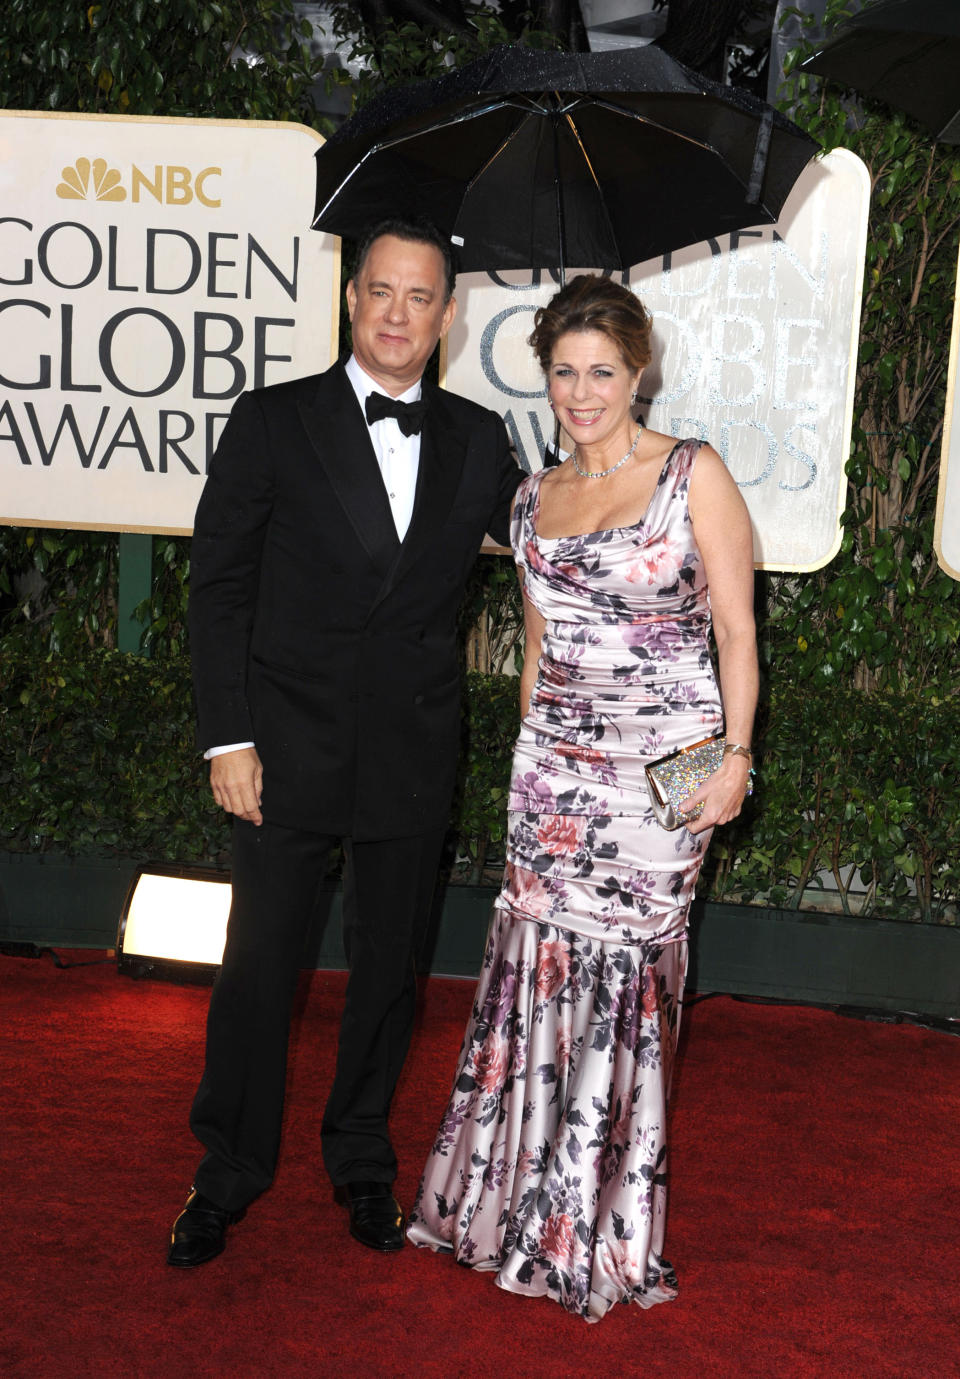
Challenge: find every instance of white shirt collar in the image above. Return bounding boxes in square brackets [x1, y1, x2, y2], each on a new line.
[345, 354, 423, 408]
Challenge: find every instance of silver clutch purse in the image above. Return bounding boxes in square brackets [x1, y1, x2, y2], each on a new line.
[644, 734, 751, 830]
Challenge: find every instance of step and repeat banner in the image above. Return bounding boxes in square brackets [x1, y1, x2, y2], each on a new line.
[6, 127, 951, 578]
[0, 111, 339, 534]
[444, 148, 871, 572]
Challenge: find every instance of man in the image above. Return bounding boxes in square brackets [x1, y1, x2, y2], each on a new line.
[168, 218, 520, 1266]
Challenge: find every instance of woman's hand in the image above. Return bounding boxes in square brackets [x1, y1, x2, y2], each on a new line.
[680, 754, 752, 835]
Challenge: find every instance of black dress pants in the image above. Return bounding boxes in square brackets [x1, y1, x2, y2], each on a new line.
[190, 818, 445, 1213]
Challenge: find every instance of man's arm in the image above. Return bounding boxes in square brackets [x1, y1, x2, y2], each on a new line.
[485, 413, 524, 549]
[189, 391, 276, 821]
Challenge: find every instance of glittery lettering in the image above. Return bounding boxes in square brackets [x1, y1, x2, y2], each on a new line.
[479, 305, 545, 399]
[720, 419, 779, 487]
[707, 314, 765, 408]
[779, 423, 818, 491]
[773, 318, 819, 412]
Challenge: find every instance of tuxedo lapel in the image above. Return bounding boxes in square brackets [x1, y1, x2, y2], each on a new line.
[372, 382, 467, 607]
[296, 364, 400, 574]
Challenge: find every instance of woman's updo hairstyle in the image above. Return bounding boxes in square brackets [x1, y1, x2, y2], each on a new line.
[528, 274, 653, 376]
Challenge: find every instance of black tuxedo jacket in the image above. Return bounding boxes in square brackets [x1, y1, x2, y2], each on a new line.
[188, 361, 521, 840]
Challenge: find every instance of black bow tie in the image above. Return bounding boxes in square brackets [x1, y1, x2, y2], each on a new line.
[364, 391, 427, 437]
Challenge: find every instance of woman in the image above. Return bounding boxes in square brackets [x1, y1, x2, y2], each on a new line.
[408, 275, 758, 1321]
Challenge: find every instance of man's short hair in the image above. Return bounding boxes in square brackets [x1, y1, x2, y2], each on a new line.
[353, 218, 456, 303]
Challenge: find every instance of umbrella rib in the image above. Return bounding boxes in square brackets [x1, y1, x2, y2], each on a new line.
[562, 111, 602, 192]
[314, 100, 531, 224]
[588, 94, 727, 158]
[563, 112, 621, 267]
[582, 94, 757, 200]
[462, 111, 535, 195]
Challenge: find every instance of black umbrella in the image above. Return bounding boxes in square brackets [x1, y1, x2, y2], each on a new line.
[801, 0, 960, 144]
[312, 43, 819, 275]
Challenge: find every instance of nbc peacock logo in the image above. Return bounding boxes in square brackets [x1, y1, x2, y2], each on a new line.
[52, 157, 221, 206]
[57, 157, 126, 201]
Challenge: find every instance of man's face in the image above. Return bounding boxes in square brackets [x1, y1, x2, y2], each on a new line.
[346, 234, 456, 396]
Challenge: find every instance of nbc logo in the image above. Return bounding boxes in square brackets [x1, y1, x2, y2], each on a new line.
[54, 157, 221, 207]
[57, 157, 126, 201]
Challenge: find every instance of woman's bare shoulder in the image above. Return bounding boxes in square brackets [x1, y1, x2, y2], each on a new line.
[688, 441, 749, 521]
[689, 440, 736, 486]
[637, 426, 688, 465]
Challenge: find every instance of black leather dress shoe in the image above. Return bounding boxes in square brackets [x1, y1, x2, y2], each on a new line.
[167, 1187, 245, 1268]
[343, 1181, 405, 1252]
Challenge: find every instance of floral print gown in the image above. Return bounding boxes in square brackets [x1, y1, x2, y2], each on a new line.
[408, 439, 722, 1321]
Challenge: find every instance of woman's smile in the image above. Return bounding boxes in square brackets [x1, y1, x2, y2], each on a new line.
[548, 329, 640, 451]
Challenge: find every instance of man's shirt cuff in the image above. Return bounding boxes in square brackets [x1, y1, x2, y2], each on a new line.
[204, 742, 255, 760]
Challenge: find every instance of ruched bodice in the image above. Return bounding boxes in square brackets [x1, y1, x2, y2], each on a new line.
[508, 439, 722, 826]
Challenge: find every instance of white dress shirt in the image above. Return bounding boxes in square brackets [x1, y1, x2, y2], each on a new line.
[205, 354, 424, 761]
[344, 352, 422, 542]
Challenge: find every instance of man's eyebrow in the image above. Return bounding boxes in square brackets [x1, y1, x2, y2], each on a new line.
[366, 278, 435, 297]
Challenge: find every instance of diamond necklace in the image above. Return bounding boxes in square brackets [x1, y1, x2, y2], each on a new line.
[572, 425, 643, 479]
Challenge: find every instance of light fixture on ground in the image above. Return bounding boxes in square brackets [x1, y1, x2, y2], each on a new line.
[117, 865, 231, 980]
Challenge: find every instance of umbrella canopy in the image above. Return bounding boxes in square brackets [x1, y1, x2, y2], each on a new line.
[312, 44, 819, 273]
[802, 0, 960, 144]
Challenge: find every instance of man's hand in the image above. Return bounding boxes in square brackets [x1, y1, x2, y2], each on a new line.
[209, 747, 264, 826]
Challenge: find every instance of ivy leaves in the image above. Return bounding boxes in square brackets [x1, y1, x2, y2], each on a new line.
[1, 0, 325, 121]
[704, 683, 959, 922]
[326, 4, 559, 114]
[0, 646, 229, 860]
[773, 0, 960, 697]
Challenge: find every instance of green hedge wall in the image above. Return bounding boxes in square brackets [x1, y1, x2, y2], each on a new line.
[0, 647, 521, 876]
[2, 649, 955, 921]
[707, 684, 959, 923]
[1, 648, 222, 861]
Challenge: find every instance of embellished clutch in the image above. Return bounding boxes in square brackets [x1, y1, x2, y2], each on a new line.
[644, 734, 751, 831]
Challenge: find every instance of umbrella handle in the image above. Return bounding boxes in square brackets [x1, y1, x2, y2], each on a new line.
[747, 109, 773, 206]
[552, 112, 567, 287]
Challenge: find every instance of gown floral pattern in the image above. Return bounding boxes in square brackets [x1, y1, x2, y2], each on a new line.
[408, 439, 722, 1321]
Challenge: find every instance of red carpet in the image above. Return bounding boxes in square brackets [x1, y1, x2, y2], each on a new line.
[2, 951, 959, 1378]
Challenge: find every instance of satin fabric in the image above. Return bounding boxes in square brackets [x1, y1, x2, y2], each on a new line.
[408, 912, 686, 1320]
[503, 438, 721, 948]
[410, 440, 719, 1319]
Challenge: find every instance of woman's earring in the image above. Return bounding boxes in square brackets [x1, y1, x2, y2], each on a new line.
[630, 388, 638, 406]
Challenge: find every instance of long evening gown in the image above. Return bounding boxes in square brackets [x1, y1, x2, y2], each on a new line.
[408, 438, 722, 1321]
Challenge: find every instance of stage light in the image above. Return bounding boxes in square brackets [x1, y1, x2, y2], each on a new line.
[117, 865, 232, 979]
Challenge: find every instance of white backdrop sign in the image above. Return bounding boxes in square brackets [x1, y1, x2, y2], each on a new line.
[934, 241, 960, 580]
[0, 111, 339, 535]
[445, 148, 870, 572]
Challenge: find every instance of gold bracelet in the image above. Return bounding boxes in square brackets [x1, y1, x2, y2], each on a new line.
[723, 742, 753, 762]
